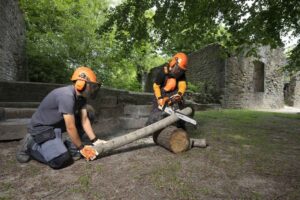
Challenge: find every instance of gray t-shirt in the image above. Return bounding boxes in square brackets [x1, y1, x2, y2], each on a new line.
[28, 85, 86, 134]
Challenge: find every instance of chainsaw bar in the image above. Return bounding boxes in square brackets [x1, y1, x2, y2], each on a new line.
[159, 106, 197, 125]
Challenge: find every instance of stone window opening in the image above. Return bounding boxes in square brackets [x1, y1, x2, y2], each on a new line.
[253, 61, 265, 92]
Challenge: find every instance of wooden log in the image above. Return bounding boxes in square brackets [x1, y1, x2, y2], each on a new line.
[190, 138, 207, 148]
[94, 107, 193, 155]
[155, 125, 190, 153]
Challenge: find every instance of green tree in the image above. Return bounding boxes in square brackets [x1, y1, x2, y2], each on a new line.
[20, 0, 166, 91]
[286, 44, 300, 74]
[99, 0, 300, 67]
[20, 0, 109, 83]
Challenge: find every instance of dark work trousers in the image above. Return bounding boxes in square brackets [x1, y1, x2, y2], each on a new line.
[28, 108, 95, 169]
[28, 128, 73, 169]
[146, 90, 186, 129]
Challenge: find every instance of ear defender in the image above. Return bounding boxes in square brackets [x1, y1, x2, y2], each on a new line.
[75, 80, 86, 91]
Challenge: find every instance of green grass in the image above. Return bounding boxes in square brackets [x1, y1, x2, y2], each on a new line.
[149, 159, 196, 199]
[191, 109, 300, 176]
[2, 109, 299, 199]
[124, 109, 299, 199]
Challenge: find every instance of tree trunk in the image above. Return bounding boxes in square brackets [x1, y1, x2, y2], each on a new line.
[155, 125, 190, 153]
[94, 107, 193, 155]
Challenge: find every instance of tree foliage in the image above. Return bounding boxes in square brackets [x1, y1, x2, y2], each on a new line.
[20, 0, 165, 90]
[100, 0, 300, 68]
[20, 0, 109, 83]
[286, 44, 300, 74]
[20, 0, 299, 88]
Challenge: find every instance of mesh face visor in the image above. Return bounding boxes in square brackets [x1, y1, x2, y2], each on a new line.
[87, 82, 101, 99]
[169, 64, 185, 79]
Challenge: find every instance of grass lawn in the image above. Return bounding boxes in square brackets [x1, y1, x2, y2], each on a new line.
[185, 109, 300, 199]
[0, 109, 299, 199]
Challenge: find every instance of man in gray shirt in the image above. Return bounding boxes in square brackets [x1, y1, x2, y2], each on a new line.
[16, 66, 105, 169]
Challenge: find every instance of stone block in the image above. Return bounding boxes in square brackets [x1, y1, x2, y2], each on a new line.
[0, 102, 40, 108]
[4, 108, 36, 119]
[124, 104, 152, 117]
[91, 96, 118, 108]
[118, 92, 153, 105]
[0, 118, 29, 140]
[92, 117, 121, 139]
[119, 117, 148, 130]
[0, 107, 4, 121]
[96, 106, 124, 118]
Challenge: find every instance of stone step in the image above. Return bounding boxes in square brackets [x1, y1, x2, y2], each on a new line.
[96, 106, 124, 118]
[123, 104, 152, 117]
[2, 108, 36, 119]
[0, 102, 40, 108]
[92, 117, 121, 138]
[0, 118, 30, 141]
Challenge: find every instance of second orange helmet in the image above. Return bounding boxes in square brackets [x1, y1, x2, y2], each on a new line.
[169, 52, 188, 70]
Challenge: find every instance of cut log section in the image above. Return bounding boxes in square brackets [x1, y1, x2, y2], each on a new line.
[155, 125, 190, 153]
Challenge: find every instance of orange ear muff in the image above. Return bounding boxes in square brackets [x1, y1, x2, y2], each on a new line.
[75, 80, 86, 91]
[163, 78, 177, 92]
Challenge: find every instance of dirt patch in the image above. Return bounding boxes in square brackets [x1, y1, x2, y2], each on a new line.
[1, 110, 300, 199]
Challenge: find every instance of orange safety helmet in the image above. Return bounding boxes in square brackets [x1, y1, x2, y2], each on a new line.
[71, 66, 98, 91]
[169, 52, 188, 70]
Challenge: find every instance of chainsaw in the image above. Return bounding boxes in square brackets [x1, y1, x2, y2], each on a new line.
[158, 105, 197, 125]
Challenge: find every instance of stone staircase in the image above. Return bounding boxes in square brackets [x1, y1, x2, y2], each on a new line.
[0, 100, 222, 141]
[0, 101, 152, 141]
[92, 104, 152, 140]
[0, 105, 37, 141]
[0, 99, 220, 142]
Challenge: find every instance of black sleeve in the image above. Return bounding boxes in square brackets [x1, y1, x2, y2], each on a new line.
[177, 73, 187, 82]
[154, 68, 166, 85]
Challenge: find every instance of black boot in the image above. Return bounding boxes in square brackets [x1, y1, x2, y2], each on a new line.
[16, 133, 33, 163]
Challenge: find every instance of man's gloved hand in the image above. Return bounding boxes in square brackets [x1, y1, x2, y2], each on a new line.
[79, 145, 99, 161]
[157, 97, 165, 107]
[157, 96, 171, 107]
[170, 93, 182, 103]
[92, 139, 107, 146]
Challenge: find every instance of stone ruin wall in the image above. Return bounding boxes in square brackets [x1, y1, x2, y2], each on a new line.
[285, 72, 300, 108]
[224, 46, 285, 109]
[147, 44, 285, 109]
[0, 0, 26, 81]
[145, 44, 226, 104]
[186, 44, 225, 102]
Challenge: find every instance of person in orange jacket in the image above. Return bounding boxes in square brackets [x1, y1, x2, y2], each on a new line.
[16, 66, 106, 169]
[146, 52, 188, 128]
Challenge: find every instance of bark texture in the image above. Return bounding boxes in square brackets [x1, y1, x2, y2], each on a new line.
[155, 125, 190, 153]
[94, 107, 193, 155]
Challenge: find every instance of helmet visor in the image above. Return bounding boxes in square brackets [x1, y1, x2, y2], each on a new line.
[86, 82, 101, 99]
[169, 64, 184, 79]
